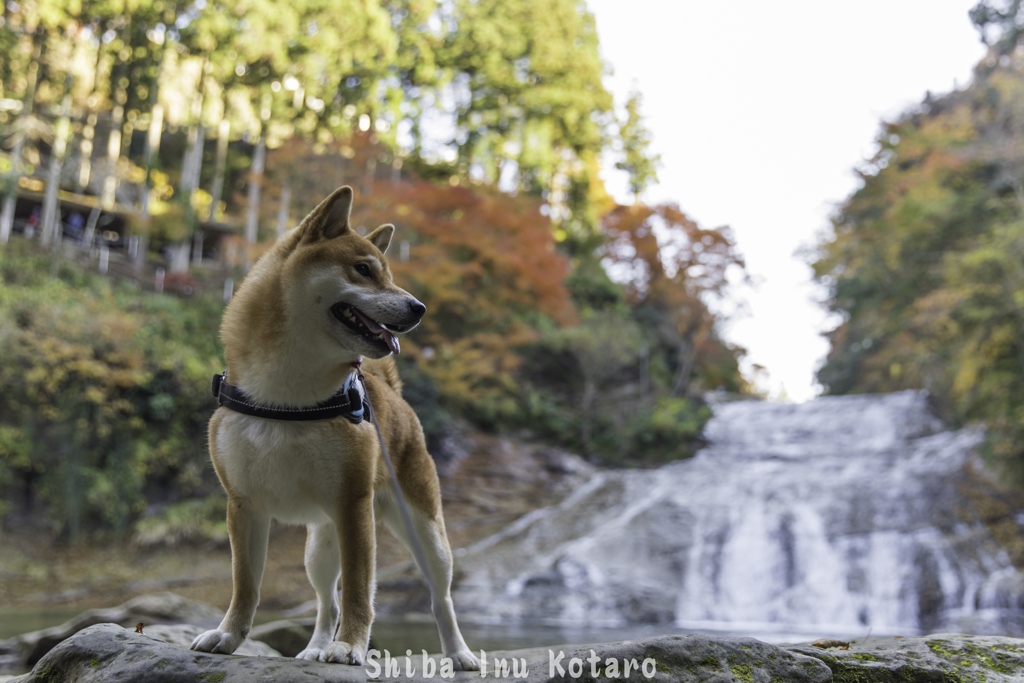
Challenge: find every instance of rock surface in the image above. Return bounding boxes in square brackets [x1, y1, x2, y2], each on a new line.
[791, 633, 1024, 682]
[9, 623, 834, 682]
[10, 621, 1024, 682]
[248, 618, 315, 657]
[136, 624, 279, 657]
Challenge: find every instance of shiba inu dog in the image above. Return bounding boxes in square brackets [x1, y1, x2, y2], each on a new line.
[189, 186, 479, 669]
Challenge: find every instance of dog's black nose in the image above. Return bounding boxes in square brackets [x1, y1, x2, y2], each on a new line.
[409, 300, 426, 319]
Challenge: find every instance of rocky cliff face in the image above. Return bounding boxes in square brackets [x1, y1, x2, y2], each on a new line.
[447, 391, 1024, 638]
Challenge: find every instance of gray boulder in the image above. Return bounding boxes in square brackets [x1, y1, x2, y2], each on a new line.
[9, 623, 832, 682]
[138, 624, 279, 657]
[248, 618, 315, 657]
[0, 592, 224, 672]
[12, 620, 1024, 682]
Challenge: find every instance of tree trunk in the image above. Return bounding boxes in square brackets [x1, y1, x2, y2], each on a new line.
[173, 64, 207, 273]
[209, 116, 230, 221]
[192, 227, 204, 265]
[244, 133, 266, 253]
[42, 95, 72, 248]
[101, 101, 125, 210]
[179, 122, 205, 269]
[580, 376, 596, 456]
[77, 112, 97, 190]
[101, 21, 131, 212]
[77, 39, 106, 191]
[82, 204, 101, 250]
[136, 102, 164, 269]
[276, 183, 291, 237]
[136, 46, 167, 270]
[101, 54, 128, 212]
[0, 130, 24, 243]
[0, 34, 42, 243]
[670, 340, 696, 398]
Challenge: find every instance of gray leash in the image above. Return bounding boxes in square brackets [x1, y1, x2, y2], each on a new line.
[355, 364, 439, 606]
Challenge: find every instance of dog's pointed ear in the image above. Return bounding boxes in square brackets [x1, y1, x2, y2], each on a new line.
[299, 186, 353, 243]
[367, 224, 394, 254]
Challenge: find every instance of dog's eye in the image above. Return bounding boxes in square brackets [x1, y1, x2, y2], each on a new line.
[354, 263, 372, 278]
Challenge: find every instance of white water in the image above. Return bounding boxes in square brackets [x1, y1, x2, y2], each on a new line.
[451, 391, 1024, 639]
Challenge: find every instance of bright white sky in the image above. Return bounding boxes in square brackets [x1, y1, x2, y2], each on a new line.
[585, 0, 989, 402]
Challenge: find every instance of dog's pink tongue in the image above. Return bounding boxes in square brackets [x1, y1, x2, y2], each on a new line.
[355, 310, 383, 334]
[354, 309, 401, 355]
[385, 332, 400, 355]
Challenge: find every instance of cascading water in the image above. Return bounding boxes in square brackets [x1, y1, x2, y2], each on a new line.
[450, 391, 1024, 638]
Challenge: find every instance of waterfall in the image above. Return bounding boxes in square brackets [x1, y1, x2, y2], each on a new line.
[451, 391, 1024, 638]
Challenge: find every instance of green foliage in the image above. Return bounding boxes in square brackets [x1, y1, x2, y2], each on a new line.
[519, 306, 721, 465]
[812, 57, 1024, 481]
[970, 0, 1024, 56]
[132, 496, 227, 547]
[393, 359, 455, 454]
[441, 0, 612, 196]
[1, 0, 619, 238]
[628, 396, 712, 460]
[616, 89, 661, 201]
[564, 255, 625, 311]
[0, 239, 223, 541]
[520, 308, 642, 460]
[0, 0, 744, 535]
[513, 198, 748, 464]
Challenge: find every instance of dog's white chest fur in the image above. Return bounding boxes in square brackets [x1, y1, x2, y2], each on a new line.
[215, 411, 361, 525]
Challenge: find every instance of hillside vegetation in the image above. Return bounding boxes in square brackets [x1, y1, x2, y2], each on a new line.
[812, 1, 1024, 480]
[0, 176, 745, 543]
[0, 1, 753, 543]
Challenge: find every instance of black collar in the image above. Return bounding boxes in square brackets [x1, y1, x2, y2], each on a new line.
[212, 372, 368, 423]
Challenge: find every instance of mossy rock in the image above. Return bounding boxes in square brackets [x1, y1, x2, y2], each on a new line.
[789, 633, 1024, 683]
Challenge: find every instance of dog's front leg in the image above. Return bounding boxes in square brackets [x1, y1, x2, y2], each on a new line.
[320, 489, 376, 665]
[191, 499, 270, 655]
[295, 522, 341, 661]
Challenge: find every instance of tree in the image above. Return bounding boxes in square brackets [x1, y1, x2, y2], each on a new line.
[970, 0, 1024, 56]
[440, 0, 613, 230]
[548, 309, 644, 456]
[811, 53, 1024, 480]
[0, 241, 223, 541]
[616, 88, 660, 201]
[602, 203, 746, 397]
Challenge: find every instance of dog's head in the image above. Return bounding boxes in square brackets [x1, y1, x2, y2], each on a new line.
[281, 186, 424, 360]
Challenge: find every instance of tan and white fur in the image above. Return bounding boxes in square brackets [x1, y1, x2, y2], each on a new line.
[189, 186, 479, 669]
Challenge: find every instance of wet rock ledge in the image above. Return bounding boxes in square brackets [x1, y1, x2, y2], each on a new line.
[5, 621, 1024, 683]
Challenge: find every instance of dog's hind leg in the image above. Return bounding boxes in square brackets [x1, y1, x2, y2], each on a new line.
[379, 495, 480, 671]
[295, 522, 342, 661]
[190, 500, 270, 654]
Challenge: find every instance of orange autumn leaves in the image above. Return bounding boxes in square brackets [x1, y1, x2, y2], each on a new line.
[603, 203, 745, 393]
[352, 179, 575, 408]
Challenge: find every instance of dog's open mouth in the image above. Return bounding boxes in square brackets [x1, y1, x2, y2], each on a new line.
[331, 303, 402, 355]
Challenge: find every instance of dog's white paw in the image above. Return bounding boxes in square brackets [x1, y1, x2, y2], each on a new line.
[448, 649, 481, 671]
[190, 628, 244, 655]
[322, 640, 366, 665]
[295, 647, 326, 661]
